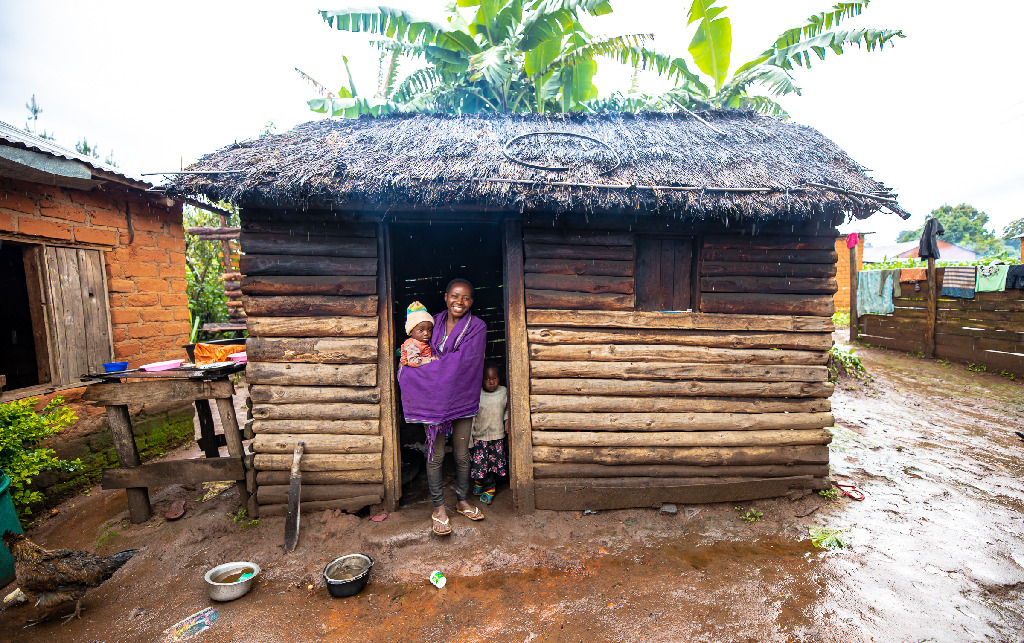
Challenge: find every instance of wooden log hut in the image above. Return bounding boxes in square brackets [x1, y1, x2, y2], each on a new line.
[169, 111, 906, 514]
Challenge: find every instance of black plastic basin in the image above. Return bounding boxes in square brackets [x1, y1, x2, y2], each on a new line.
[323, 554, 373, 598]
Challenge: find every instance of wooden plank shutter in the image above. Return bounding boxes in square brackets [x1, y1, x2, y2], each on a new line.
[43, 247, 113, 384]
[636, 237, 693, 312]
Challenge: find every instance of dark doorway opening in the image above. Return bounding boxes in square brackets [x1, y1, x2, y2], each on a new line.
[389, 220, 506, 506]
[1, 241, 44, 390]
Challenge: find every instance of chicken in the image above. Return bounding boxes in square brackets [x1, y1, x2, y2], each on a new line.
[2, 531, 138, 624]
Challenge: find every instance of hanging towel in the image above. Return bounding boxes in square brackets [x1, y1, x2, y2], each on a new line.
[846, 232, 859, 249]
[1006, 265, 1024, 290]
[919, 218, 945, 259]
[878, 268, 902, 298]
[899, 267, 927, 282]
[857, 270, 894, 315]
[976, 263, 1009, 292]
[940, 266, 976, 298]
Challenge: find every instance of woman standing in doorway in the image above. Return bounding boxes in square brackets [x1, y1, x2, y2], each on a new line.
[398, 278, 487, 535]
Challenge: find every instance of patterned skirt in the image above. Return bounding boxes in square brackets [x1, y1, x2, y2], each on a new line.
[469, 438, 508, 479]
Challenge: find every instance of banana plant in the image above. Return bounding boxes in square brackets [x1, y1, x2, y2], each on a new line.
[303, 0, 662, 116]
[652, 0, 904, 117]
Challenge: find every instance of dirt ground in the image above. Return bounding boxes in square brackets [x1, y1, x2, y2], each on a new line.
[3, 335, 1024, 643]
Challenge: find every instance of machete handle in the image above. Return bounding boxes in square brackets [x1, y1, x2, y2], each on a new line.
[290, 442, 304, 479]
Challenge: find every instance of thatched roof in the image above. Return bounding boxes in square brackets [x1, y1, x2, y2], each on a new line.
[168, 111, 906, 223]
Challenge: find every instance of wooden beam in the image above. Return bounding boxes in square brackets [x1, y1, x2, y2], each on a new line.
[700, 293, 835, 317]
[246, 337, 378, 364]
[701, 261, 837, 278]
[102, 458, 244, 489]
[256, 484, 386, 504]
[253, 452, 382, 471]
[240, 254, 377, 277]
[523, 229, 634, 246]
[524, 258, 634, 277]
[251, 434, 383, 454]
[849, 243, 859, 342]
[524, 242, 634, 261]
[525, 309, 833, 332]
[505, 217, 535, 512]
[530, 378, 834, 398]
[530, 395, 830, 414]
[701, 248, 837, 263]
[531, 412, 835, 432]
[529, 361, 828, 382]
[532, 429, 831, 448]
[83, 380, 234, 406]
[533, 476, 816, 510]
[239, 232, 377, 257]
[215, 396, 249, 510]
[104, 405, 150, 523]
[243, 295, 378, 317]
[240, 275, 377, 296]
[925, 257, 937, 358]
[247, 316, 378, 337]
[245, 362, 377, 386]
[531, 444, 829, 466]
[248, 385, 380, 404]
[256, 469, 384, 485]
[528, 344, 828, 365]
[252, 403, 379, 420]
[700, 276, 838, 294]
[258, 496, 383, 515]
[527, 328, 834, 351]
[377, 222, 400, 511]
[524, 273, 634, 294]
[533, 463, 829, 479]
[252, 419, 379, 435]
[525, 289, 635, 310]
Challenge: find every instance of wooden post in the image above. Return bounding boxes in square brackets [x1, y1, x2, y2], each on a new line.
[194, 399, 220, 458]
[105, 405, 150, 523]
[214, 395, 250, 510]
[377, 222, 400, 511]
[504, 218, 535, 512]
[848, 244, 858, 342]
[925, 257, 937, 358]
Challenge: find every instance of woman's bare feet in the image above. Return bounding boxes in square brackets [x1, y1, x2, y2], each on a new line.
[431, 506, 451, 535]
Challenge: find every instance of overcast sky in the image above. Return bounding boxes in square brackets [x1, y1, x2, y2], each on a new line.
[1, 0, 1021, 243]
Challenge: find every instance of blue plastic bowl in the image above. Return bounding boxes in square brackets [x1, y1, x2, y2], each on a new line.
[103, 361, 129, 373]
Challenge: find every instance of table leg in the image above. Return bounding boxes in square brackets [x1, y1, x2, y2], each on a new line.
[195, 399, 220, 458]
[214, 396, 250, 509]
[105, 405, 151, 524]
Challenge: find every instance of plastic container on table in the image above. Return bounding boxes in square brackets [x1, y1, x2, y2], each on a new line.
[227, 352, 247, 363]
[139, 359, 186, 372]
[102, 361, 130, 373]
[0, 474, 24, 587]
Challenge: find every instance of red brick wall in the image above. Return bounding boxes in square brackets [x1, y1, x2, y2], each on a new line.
[0, 177, 188, 370]
[833, 235, 864, 311]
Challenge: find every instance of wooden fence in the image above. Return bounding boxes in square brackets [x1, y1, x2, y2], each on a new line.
[853, 266, 1024, 377]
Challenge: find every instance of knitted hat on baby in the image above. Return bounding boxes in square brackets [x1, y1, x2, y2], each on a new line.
[405, 301, 434, 335]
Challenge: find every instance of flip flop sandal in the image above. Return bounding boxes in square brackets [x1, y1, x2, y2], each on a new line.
[472, 482, 486, 496]
[165, 500, 186, 521]
[479, 488, 495, 505]
[835, 482, 865, 501]
[431, 514, 452, 536]
[456, 506, 485, 521]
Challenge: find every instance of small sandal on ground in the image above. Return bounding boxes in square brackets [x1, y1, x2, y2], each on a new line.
[479, 488, 496, 505]
[472, 481, 486, 496]
[165, 500, 186, 521]
[835, 481, 865, 501]
[456, 506, 485, 521]
[431, 514, 452, 536]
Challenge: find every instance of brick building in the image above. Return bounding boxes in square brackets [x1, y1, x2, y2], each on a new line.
[0, 121, 195, 506]
[833, 233, 865, 312]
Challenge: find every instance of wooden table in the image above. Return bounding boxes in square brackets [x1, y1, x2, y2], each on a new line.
[83, 364, 250, 524]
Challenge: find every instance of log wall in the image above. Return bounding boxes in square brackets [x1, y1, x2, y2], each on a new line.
[520, 224, 838, 510]
[240, 211, 386, 514]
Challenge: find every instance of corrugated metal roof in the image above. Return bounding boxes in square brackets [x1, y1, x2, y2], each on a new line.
[0, 119, 150, 188]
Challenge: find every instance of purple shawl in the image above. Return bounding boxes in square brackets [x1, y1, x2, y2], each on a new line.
[398, 310, 487, 424]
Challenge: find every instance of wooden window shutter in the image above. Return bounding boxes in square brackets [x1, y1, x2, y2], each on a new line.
[636, 237, 694, 312]
[42, 247, 113, 385]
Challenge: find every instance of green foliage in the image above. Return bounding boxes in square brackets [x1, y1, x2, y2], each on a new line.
[808, 524, 851, 549]
[1003, 218, 1024, 240]
[818, 488, 839, 501]
[734, 506, 762, 522]
[23, 94, 55, 140]
[232, 508, 260, 529]
[304, 1, 651, 116]
[831, 309, 850, 329]
[897, 204, 1002, 256]
[966, 362, 987, 373]
[184, 203, 240, 341]
[828, 346, 866, 382]
[0, 397, 80, 519]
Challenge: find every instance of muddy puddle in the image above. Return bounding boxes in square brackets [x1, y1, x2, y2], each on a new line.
[2, 335, 1023, 642]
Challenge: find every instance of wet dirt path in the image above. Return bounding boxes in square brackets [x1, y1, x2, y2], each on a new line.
[2, 337, 1023, 642]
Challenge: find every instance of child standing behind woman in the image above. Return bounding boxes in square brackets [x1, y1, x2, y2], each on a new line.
[470, 361, 508, 504]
